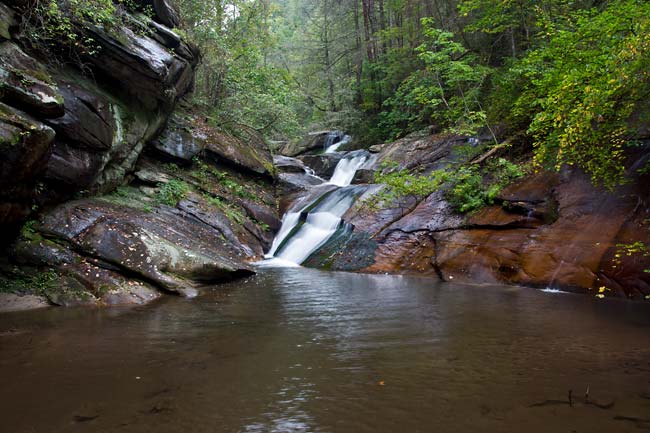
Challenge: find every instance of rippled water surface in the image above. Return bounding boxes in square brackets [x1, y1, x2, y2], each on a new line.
[1, 268, 649, 433]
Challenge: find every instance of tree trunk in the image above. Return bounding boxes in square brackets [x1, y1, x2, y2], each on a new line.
[354, 0, 363, 105]
[322, 0, 337, 111]
[361, 0, 376, 62]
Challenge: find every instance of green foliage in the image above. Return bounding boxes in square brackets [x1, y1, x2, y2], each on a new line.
[155, 180, 191, 207]
[447, 158, 526, 212]
[256, 221, 270, 232]
[24, 0, 125, 57]
[513, 0, 650, 188]
[111, 186, 131, 198]
[175, 0, 303, 139]
[162, 162, 181, 173]
[379, 19, 492, 139]
[205, 195, 246, 224]
[20, 220, 40, 241]
[0, 270, 59, 296]
[371, 157, 525, 213]
[219, 177, 256, 200]
[192, 158, 258, 201]
[372, 161, 450, 206]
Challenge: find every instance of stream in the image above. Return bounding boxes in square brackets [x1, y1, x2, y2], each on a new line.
[1, 267, 649, 433]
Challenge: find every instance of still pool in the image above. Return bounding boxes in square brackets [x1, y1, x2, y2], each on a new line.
[1, 268, 649, 432]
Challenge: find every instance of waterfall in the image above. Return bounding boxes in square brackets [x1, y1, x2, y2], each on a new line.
[261, 145, 369, 267]
[266, 211, 301, 257]
[325, 134, 351, 154]
[270, 186, 363, 264]
[328, 152, 367, 186]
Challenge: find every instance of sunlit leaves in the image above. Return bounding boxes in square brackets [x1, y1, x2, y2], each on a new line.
[516, 0, 650, 188]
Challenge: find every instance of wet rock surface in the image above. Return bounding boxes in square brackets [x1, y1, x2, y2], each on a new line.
[0, 42, 64, 118]
[0, 0, 199, 229]
[298, 153, 343, 178]
[82, 24, 195, 112]
[277, 172, 324, 195]
[0, 102, 55, 227]
[201, 125, 274, 178]
[13, 197, 257, 303]
[273, 155, 308, 173]
[0, 293, 49, 312]
[301, 133, 650, 299]
[151, 113, 203, 162]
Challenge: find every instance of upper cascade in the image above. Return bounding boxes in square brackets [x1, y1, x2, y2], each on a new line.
[324, 133, 351, 154]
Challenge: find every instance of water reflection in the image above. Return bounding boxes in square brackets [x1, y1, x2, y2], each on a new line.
[0, 268, 649, 433]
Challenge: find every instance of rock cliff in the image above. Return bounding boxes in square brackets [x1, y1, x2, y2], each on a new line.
[0, 0, 278, 310]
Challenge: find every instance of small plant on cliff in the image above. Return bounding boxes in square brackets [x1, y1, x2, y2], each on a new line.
[447, 158, 525, 213]
[369, 161, 449, 209]
[162, 162, 181, 174]
[205, 195, 246, 225]
[155, 180, 190, 207]
[191, 158, 259, 202]
[22, 0, 117, 57]
[19, 220, 40, 241]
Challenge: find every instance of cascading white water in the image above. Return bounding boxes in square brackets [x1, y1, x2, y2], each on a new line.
[328, 153, 367, 186]
[261, 145, 369, 267]
[271, 187, 361, 264]
[325, 134, 351, 154]
[266, 212, 302, 257]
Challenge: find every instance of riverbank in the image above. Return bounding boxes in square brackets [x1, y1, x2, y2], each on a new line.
[3, 128, 650, 312]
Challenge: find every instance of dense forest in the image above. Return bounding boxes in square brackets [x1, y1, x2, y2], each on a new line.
[16, 0, 649, 190]
[171, 0, 649, 189]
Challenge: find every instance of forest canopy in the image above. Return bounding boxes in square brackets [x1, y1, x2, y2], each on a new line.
[172, 0, 650, 187]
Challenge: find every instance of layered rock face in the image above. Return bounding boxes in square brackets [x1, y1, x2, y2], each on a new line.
[303, 133, 650, 299]
[280, 130, 346, 157]
[0, 0, 278, 310]
[0, 0, 198, 230]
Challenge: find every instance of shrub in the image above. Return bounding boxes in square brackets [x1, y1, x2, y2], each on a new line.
[155, 180, 191, 207]
[370, 157, 525, 213]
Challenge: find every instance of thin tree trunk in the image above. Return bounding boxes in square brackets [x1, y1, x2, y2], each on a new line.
[378, 0, 387, 55]
[322, 0, 337, 111]
[354, 0, 363, 105]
